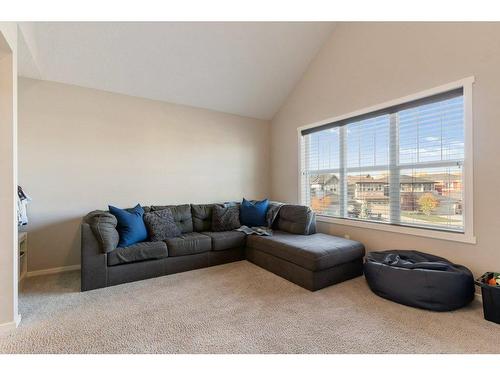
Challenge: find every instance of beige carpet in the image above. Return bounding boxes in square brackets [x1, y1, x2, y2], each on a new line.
[0, 260, 498, 354]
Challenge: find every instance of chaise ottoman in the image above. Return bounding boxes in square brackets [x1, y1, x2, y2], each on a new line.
[246, 231, 365, 291]
[364, 250, 475, 311]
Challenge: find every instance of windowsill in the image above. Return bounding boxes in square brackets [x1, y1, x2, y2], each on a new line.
[316, 215, 477, 244]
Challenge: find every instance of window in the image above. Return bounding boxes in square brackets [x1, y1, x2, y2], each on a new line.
[299, 78, 474, 242]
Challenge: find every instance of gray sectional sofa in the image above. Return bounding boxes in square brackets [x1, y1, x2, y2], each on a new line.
[81, 202, 365, 292]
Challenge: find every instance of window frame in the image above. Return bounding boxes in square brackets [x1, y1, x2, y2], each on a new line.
[297, 77, 475, 244]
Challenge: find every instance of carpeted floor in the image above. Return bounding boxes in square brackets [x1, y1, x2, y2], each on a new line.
[0, 260, 498, 354]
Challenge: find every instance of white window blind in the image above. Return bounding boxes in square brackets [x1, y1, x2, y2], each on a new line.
[300, 88, 465, 233]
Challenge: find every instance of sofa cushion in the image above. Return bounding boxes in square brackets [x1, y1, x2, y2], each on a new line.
[211, 205, 241, 231]
[107, 241, 168, 266]
[202, 230, 246, 251]
[164, 232, 212, 257]
[240, 198, 269, 227]
[191, 204, 215, 232]
[151, 204, 193, 233]
[143, 208, 181, 241]
[109, 204, 148, 247]
[277, 205, 315, 235]
[84, 210, 119, 253]
[246, 231, 365, 271]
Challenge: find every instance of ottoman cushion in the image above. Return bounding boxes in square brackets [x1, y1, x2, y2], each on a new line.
[246, 231, 365, 271]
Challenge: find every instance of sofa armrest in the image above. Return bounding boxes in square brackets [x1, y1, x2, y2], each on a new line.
[81, 223, 107, 291]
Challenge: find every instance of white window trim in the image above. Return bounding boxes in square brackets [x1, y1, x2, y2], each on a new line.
[297, 77, 476, 244]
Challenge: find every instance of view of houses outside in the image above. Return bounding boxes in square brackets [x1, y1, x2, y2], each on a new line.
[308, 168, 463, 230]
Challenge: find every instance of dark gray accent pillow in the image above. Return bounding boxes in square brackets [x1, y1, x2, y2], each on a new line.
[84, 210, 119, 253]
[143, 208, 181, 241]
[151, 204, 193, 233]
[211, 205, 241, 232]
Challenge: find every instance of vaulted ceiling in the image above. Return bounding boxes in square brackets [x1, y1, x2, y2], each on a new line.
[18, 22, 335, 120]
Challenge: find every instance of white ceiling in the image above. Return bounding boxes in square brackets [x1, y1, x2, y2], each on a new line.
[18, 22, 335, 120]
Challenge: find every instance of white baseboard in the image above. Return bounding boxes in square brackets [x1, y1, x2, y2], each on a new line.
[27, 264, 80, 278]
[0, 314, 22, 333]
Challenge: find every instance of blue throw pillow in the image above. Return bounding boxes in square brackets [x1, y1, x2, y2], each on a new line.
[108, 204, 148, 247]
[240, 198, 269, 227]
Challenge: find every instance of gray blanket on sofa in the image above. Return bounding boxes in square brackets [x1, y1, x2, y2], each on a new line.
[233, 201, 284, 236]
[266, 201, 285, 228]
[236, 225, 273, 236]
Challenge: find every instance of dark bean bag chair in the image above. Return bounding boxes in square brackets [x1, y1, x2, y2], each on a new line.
[364, 250, 474, 311]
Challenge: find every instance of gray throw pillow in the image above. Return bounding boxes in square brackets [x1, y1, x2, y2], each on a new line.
[143, 208, 181, 241]
[211, 205, 241, 232]
[85, 210, 119, 253]
[151, 204, 193, 233]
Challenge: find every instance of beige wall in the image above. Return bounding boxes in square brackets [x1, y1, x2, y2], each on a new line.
[271, 22, 500, 277]
[19, 78, 270, 272]
[0, 22, 19, 327]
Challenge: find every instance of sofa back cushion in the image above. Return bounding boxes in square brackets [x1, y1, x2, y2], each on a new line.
[191, 204, 215, 232]
[277, 205, 316, 235]
[151, 204, 193, 233]
[84, 210, 120, 253]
